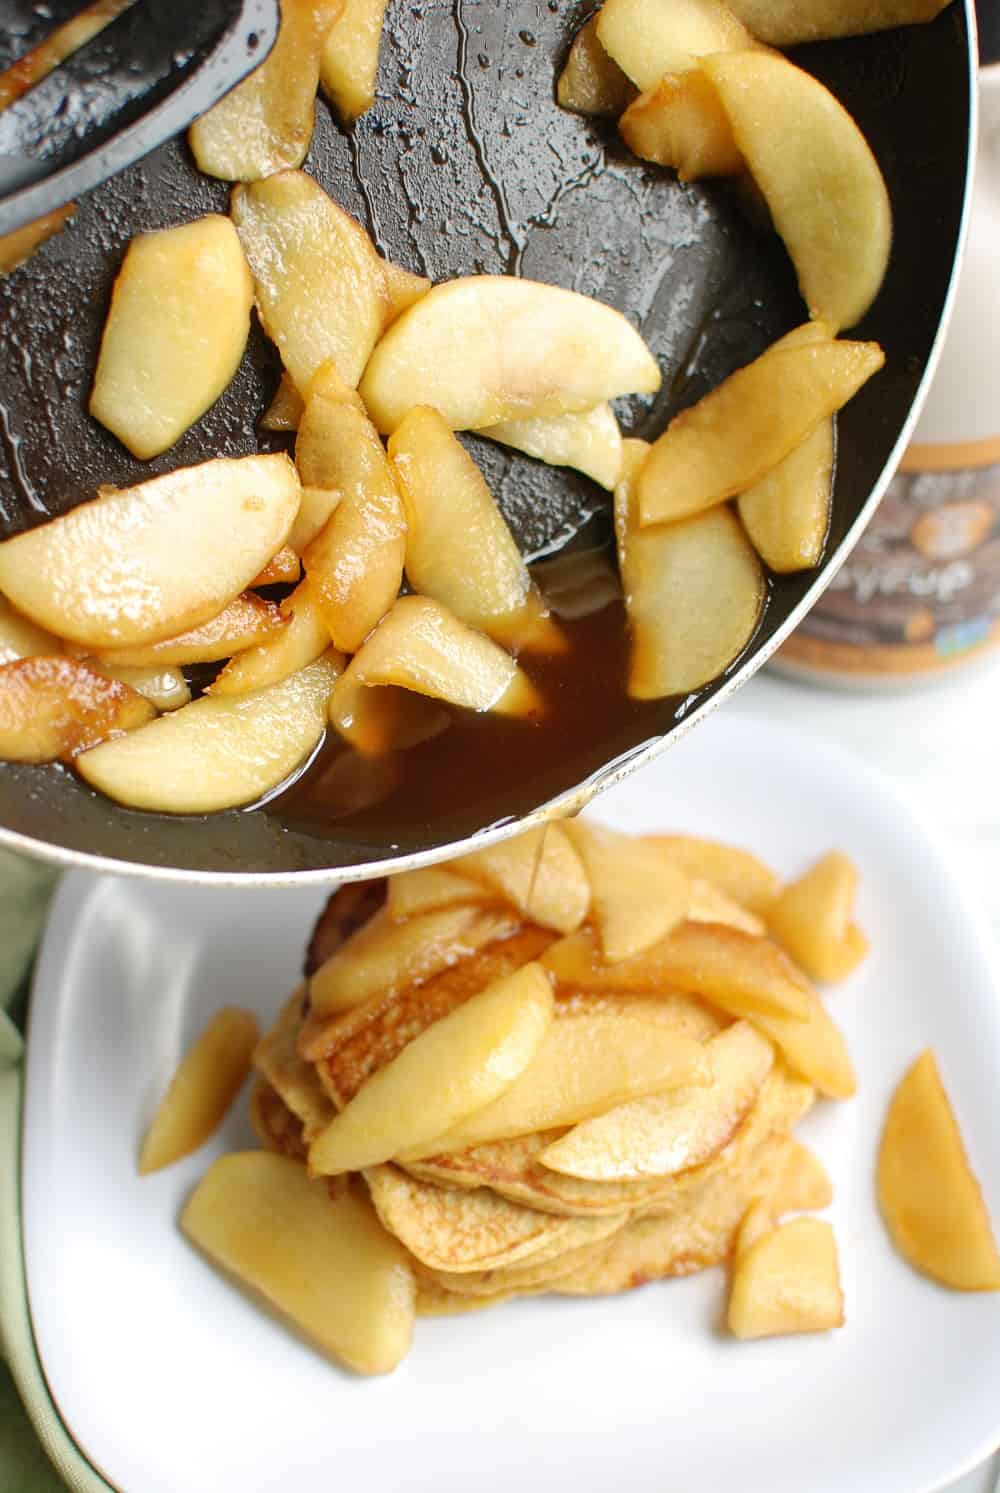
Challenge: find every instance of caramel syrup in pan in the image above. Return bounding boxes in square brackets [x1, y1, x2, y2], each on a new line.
[275, 554, 672, 852]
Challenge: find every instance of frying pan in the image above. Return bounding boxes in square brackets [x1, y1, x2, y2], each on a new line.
[0, 0, 977, 883]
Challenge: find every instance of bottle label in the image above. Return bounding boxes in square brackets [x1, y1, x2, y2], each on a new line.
[780, 443, 1000, 680]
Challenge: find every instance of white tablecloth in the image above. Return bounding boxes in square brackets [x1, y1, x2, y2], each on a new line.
[739, 662, 1000, 1493]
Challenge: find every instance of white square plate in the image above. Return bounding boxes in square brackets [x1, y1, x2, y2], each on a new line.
[22, 707, 1000, 1493]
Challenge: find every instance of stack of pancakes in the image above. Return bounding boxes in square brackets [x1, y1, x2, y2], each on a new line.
[249, 834, 847, 1317]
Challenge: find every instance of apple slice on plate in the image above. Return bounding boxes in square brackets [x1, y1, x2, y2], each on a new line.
[90, 215, 253, 459]
[703, 51, 892, 330]
[728, 1217, 845, 1338]
[0, 455, 299, 650]
[450, 823, 591, 935]
[76, 654, 340, 813]
[359, 275, 660, 433]
[232, 170, 389, 391]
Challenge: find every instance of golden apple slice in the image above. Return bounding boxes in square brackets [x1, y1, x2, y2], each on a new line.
[96, 664, 190, 712]
[542, 925, 855, 1098]
[139, 1007, 258, 1174]
[643, 833, 780, 916]
[250, 545, 301, 588]
[736, 1198, 776, 1256]
[596, 0, 756, 90]
[768, 851, 868, 984]
[878, 1050, 1000, 1290]
[542, 922, 807, 1018]
[540, 1021, 773, 1180]
[450, 823, 591, 936]
[387, 866, 488, 922]
[326, 672, 451, 758]
[0, 205, 74, 278]
[97, 593, 283, 668]
[0, 656, 154, 762]
[618, 461, 765, 697]
[182, 1156, 415, 1374]
[231, 171, 388, 391]
[308, 904, 516, 1017]
[728, 1217, 844, 1338]
[328, 596, 542, 750]
[0, 596, 60, 664]
[620, 70, 743, 179]
[388, 406, 557, 651]
[77, 654, 339, 813]
[815, 923, 870, 984]
[687, 878, 765, 936]
[769, 1137, 833, 1214]
[320, 0, 387, 121]
[288, 486, 343, 554]
[557, 17, 637, 117]
[298, 372, 406, 653]
[738, 418, 833, 573]
[209, 583, 336, 696]
[0, 455, 299, 650]
[359, 275, 661, 434]
[260, 372, 305, 432]
[382, 259, 432, 325]
[703, 52, 892, 330]
[724, 0, 948, 47]
[89, 216, 253, 459]
[400, 1011, 709, 1159]
[480, 404, 624, 491]
[189, 0, 344, 181]
[565, 821, 689, 962]
[308, 963, 554, 1174]
[637, 334, 884, 524]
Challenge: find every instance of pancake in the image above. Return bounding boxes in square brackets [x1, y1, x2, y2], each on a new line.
[364, 1163, 627, 1274]
[554, 1130, 811, 1293]
[419, 1230, 622, 1298]
[253, 988, 335, 1141]
[249, 1077, 309, 1162]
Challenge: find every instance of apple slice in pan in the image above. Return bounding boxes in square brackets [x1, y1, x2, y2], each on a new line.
[96, 593, 284, 668]
[724, 0, 949, 46]
[596, 0, 756, 91]
[359, 275, 660, 433]
[0, 656, 154, 762]
[77, 654, 340, 813]
[479, 404, 623, 491]
[738, 418, 834, 573]
[0, 455, 299, 650]
[90, 215, 253, 459]
[320, 0, 389, 123]
[209, 583, 338, 697]
[189, 0, 343, 181]
[703, 51, 892, 330]
[298, 366, 406, 653]
[328, 596, 542, 756]
[557, 17, 637, 117]
[232, 170, 389, 392]
[619, 70, 743, 180]
[616, 441, 765, 698]
[389, 406, 560, 652]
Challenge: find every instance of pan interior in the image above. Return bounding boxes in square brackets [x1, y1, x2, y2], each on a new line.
[0, 2, 972, 876]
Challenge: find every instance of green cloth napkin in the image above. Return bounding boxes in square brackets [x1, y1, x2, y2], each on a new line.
[0, 850, 115, 1493]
